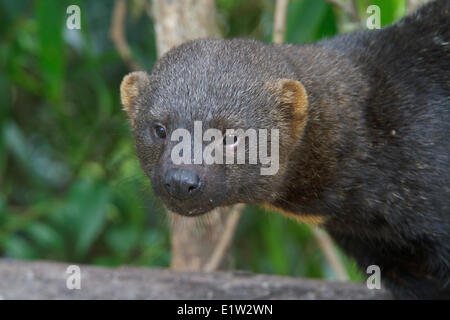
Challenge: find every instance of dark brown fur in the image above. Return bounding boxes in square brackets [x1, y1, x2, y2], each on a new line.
[121, 0, 450, 299]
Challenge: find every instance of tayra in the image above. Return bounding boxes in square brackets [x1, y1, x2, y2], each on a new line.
[120, 0, 449, 299]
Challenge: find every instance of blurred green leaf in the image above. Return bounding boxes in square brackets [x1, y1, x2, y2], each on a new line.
[262, 215, 290, 275]
[26, 222, 65, 251]
[3, 121, 70, 187]
[286, 0, 338, 44]
[105, 225, 139, 259]
[37, 0, 66, 108]
[4, 236, 38, 259]
[61, 178, 110, 259]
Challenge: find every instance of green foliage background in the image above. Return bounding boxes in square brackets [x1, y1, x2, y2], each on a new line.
[0, 0, 406, 280]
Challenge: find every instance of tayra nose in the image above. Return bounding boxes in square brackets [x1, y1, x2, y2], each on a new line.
[163, 168, 201, 199]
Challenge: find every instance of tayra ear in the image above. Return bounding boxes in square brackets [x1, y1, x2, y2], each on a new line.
[120, 71, 150, 118]
[271, 78, 308, 141]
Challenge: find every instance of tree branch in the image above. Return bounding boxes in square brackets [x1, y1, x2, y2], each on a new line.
[204, 205, 244, 272]
[312, 227, 349, 281]
[110, 0, 142, 71]
[273, 0, 289, 44]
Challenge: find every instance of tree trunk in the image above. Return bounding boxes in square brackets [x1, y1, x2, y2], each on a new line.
[151, 0, 220, 57]
[150, 0, 242, 271]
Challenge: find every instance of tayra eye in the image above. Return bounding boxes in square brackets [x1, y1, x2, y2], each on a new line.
[223, 133, 238, 146]
[153, 124, 167, 139]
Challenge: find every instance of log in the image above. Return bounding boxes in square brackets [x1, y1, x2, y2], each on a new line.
[0, 259, 391, 299]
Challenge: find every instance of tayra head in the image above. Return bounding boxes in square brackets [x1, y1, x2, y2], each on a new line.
[120, 39, 308, 216]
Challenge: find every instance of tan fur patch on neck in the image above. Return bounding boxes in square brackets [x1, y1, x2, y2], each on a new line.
[262, 203, 325, 225]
